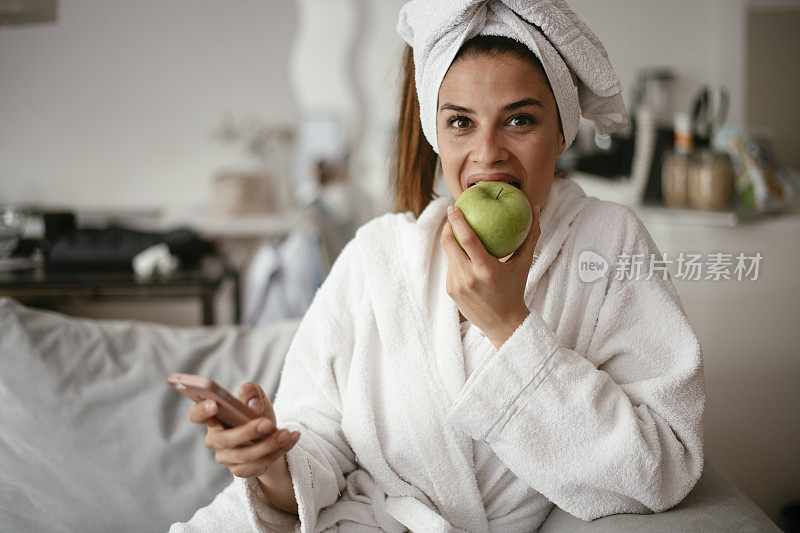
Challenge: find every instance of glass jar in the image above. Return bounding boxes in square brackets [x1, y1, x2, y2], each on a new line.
[687, 149, 734, 210]
[661, 150, 691, 208]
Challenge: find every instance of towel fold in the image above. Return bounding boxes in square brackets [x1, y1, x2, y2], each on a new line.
[396, 0, 629, 153]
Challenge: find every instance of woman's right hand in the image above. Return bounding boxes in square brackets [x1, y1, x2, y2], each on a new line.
[187, 381, 301, 479]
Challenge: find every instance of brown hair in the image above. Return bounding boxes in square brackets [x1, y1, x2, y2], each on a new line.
[391, 35, 565, 218]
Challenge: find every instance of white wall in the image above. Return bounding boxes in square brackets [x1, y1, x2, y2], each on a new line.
[0, 0, 298, 212]
[746, 4, 800, 168]
[581, 0, 748, 127]
[570, 0, 745, 124]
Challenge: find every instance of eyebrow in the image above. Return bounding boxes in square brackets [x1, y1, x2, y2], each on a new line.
[439, 97, 544, 114]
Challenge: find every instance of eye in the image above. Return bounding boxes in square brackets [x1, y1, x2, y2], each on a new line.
[446, 115, 472, 129]
[508, 114, 535, 127]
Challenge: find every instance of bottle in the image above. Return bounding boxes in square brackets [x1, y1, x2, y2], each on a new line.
[687, 149, 734, 210]
[661, 113, 693, 207]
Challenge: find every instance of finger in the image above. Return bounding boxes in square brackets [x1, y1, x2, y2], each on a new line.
[238, 381, 265, 413]
[446, 206, 492, 268]
[206, 416, 276, 451]
[229, 463, 267, 479]
[217, 429, 300, 466]
[188, 400, 224, 430]
[440, 221, 470, 286]
[228, 442, 295, 478]
[440, 218, 461, 257]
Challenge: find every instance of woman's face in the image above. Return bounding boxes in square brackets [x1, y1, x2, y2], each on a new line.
[436, 52, 565, 210]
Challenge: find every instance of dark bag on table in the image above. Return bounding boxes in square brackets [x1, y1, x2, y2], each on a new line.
[46, 225, 216, 272]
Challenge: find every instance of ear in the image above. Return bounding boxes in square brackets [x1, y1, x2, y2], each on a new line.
[556, 132, 566, 158]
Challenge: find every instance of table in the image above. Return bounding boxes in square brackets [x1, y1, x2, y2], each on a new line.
[0, 254, 241, 325]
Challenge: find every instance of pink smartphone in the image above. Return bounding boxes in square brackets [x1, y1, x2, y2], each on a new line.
[167, 372, 258, 428]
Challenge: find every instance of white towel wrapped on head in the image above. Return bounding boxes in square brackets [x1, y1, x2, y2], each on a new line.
[396, 0, 630, 153]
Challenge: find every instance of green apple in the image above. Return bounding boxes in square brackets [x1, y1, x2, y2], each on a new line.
[453, 181, 533, 258]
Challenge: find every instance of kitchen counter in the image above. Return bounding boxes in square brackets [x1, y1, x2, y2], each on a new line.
[632, 202, 800, 228]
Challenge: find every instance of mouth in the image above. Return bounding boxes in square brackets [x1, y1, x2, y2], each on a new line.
[466, 173, 522, 190]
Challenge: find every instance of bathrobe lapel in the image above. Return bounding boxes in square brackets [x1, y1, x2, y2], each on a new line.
[379, 198, 489, 530]
[353, 179, 590, 530]
[421, 179, 592, 401]
[405, 179, 592, 410]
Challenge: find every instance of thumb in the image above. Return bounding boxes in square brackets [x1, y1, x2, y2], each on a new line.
[239, 382, 275, 421]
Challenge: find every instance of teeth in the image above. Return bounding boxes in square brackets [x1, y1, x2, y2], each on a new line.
[468, 181, 520, 189]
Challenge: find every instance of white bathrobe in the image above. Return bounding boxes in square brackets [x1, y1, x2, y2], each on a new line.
[170, 178, 705, 532]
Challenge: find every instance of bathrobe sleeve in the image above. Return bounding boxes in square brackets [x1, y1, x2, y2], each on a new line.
[243, 235, 366, 532]
[447, 206, 705, 521]
[173, 237, 364, 533]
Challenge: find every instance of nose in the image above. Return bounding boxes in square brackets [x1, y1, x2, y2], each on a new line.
[470, 127, 508, 165]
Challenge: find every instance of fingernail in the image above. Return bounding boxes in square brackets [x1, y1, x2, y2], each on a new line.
[248, 397, 261, 411]
[204, 401, 216, 413]
[277, 430, 290, 444]
[292, 432, 301, 442]
[447, 205, 454, 215]
[257, 420, 270, 433]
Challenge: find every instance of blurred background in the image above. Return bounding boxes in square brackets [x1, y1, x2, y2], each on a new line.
[1, 0, 798, 529]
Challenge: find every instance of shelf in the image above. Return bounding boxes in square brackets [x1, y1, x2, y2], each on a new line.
[633, 203, 800, 228]
[159, 208, 318, 239]
[633, 204, 740, 227]
[70, 205, 320, 240]
[568, 171, 800, 228]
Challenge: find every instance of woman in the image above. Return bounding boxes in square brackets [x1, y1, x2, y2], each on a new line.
[172, 1, 704, 531]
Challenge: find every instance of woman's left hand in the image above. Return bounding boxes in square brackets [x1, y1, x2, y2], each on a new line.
[440, 203, 540, 349]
